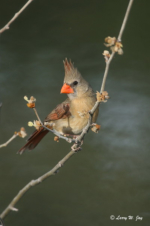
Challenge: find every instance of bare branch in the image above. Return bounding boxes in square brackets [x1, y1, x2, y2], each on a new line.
[100, 51, 115, 94]
[0, 149, 76, 219]
[118, 0, 134, 42]
[101, 0, 134, 93]
[0, 134, 18, 148]
[71, 0, 134, 145]
[0, 0, 33, 34]
[0, 128, 27, 148]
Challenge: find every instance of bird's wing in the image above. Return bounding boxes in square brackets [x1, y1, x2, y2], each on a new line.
[44, 99, 71, 122]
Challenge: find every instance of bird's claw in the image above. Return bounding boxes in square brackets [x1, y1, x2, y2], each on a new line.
[71, 142, 82, 152]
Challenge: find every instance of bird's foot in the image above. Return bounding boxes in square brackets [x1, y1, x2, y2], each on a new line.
[71, 143, 82, 152]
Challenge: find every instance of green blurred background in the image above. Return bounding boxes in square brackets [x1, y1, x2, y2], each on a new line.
[0, 0, 150, 225]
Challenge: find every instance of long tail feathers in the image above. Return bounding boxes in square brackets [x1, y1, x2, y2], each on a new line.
[18, 128, 49, 154]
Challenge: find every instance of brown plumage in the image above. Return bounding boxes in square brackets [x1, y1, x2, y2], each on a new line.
[18, 59, 99, 154]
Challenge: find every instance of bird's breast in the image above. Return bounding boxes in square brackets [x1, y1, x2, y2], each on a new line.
[53, 96, 99, 135]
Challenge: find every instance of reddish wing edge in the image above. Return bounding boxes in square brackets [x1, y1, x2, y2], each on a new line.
[18, 102, 70, 154]
[44, 102, 70, 121]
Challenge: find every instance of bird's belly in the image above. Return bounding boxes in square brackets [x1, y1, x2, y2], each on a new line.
[53, 116, 89, 135]
[69, 116, 89, 134]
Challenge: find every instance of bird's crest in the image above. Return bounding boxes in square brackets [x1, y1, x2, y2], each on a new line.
[63, 58, 74, 74]
[63, 58, 82, 81]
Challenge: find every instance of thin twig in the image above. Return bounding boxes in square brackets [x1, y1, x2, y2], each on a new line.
[101, 0, 134, 93]
[0, 0, 33, 34]
[0, 149, 76, 219]
[100, 52, 115, 94]
[76, 0, 134, 144]
[0, 134, 18, 148]
[0, 128, 27, 148]
[118, 0, 134, 42]
[0, 0, 134, 219]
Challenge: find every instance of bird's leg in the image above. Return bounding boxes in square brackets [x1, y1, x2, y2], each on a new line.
[65, 134, 84, 146]
[71, 142, 82, 152]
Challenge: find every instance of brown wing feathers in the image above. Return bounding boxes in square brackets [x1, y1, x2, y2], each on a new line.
[44, 103, 70, 121]
[18, 128, 49, 154]
[18, 102, 70, 154]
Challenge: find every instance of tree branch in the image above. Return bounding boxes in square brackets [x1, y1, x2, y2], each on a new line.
[75, 0, 134, 145]
[100, 52, 115, 94]
[0, 134, 18, 148]
[118, 0, 134, 42]
[0, 128, 27, 149]
[0, 0, 33, 34]
[0, 149, 76, 219]
[41, 0, 134, 147]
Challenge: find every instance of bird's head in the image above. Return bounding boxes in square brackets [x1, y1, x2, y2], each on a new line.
[60, 58, 92, 99]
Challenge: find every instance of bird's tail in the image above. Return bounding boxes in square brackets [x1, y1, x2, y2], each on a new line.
[18, 128, 49, 154]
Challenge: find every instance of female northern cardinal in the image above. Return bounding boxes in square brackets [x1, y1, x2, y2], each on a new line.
[18, 59, 99, 154]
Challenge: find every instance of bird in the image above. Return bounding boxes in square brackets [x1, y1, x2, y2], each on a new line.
[18, 59, 99, 154]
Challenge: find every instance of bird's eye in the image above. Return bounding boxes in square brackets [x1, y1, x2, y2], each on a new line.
[72, 81, 78, 86]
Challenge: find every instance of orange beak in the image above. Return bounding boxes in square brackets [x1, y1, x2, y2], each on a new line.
[60, 83, 74, 94]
